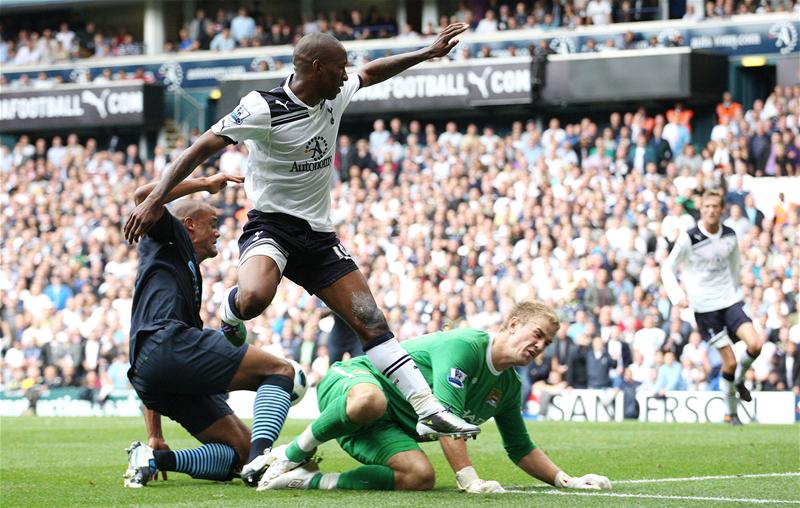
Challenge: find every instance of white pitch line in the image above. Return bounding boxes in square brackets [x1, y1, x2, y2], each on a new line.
[503, 489, 800, 505]
[614, 471, 800, 484]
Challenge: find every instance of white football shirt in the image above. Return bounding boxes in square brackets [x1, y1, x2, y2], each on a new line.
[211, 73, 361, 232]
[661, 222, 743, 313]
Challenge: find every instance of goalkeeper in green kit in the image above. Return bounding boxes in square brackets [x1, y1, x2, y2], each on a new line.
[256, 301, 612, 493]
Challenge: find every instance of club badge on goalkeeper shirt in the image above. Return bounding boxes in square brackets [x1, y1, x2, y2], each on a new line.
[485, 388, 502, 407]
[448, 368, 468, 388]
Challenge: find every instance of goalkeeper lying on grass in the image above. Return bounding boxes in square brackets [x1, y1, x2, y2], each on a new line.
[257, 300, 611, 493]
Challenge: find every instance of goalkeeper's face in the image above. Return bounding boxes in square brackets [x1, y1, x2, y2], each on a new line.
[506, 316, 556, 366]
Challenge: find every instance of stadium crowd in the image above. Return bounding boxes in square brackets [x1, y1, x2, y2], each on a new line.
[1, 87, 799, 417]
[4, 0, 799, 69]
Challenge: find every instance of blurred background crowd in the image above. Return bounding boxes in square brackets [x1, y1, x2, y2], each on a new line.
[3, 0, 799, 70]
[1, 84, 798, 415]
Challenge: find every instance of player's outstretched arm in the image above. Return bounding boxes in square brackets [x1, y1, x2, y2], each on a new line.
[517, 448, 611, 490]
[125, 172, 244, 241]
[439, 436, 505, 493]
[124, 131, 231, 243]
[357, 23, 468, 88]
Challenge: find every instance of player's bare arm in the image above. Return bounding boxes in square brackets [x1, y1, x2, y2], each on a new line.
[142, 407, 170, 481]
[357, 23, 468, 88]
[124, 131, 231, 243]
[133, 173, 244, 206]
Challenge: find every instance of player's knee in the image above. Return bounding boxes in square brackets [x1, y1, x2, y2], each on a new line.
[236, 286, 273, 320]
[345, 385, 387, 424]
[395, 461, 435, 491]
[350, 292, 389, 332]
[271, 357, 294, 380]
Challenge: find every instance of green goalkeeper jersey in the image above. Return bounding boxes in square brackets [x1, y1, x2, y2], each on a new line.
[346, 328, 536, 463]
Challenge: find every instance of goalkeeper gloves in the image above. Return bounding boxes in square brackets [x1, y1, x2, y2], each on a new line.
[555, 470, 612, 490]
[455, 466, 506, 493]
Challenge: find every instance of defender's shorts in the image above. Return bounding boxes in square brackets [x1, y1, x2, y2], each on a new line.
[130, 322, 248, 435]
[238, 211, 358, 294]
[694, 301, 752, 350]
[317, 362, 421, 466]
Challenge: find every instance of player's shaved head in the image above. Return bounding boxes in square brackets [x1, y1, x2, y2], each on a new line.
[293, 32, 346, 72]
[170, 199, 213, 221]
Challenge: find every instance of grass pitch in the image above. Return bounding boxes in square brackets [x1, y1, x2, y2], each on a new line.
[1, 417, 798, 507]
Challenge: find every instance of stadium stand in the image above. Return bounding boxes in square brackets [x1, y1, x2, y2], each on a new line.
[1, 85, 798, 417]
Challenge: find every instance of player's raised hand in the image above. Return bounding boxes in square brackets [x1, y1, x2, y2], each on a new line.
[206, 173, 245, 194]
[147, 437, 171, 481]
[125, 199, 163, 244]
[425, 23, 469, 59]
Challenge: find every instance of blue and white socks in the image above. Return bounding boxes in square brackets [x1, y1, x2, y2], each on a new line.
[153, 443, 237, 481]
[249, 374, 293, 462]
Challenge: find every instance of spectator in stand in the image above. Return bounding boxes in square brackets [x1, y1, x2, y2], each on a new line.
[178, 28, 197, 52]
[210, 25, 236, 52]
[586, 337, 615, 388]
[230, 7, 256, 45]
[586, 0, 613, 25]
[188, 8, 212, 50]
[475, 9, 499, 33]
[717, 91, 744, 124]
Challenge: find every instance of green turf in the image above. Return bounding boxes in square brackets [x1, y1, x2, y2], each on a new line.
[1, 417, 798, 507]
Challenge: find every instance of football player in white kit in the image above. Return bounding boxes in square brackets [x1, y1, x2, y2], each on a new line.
[661, 189, 764, 425]
[125, 23, 478, 485]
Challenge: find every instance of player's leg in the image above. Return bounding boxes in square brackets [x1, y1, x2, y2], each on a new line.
[220, 254, 282, 344]
[727, 303, 763, 401]
[315, 270, 479, 438]
[717, 345, 741, 425]
[130, 325, 294, 486]
[125, 396, 247, 487]
[228, 344, 295, 486]
[695, 309, 741, 424]
[220, 215, 288, 344]
[261, 390, 432, 492]
[260, 368, 387, 485]
[260, 449, 434, 491]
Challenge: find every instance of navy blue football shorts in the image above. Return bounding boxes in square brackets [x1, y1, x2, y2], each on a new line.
[693, 301, 752, 350]
[238, 211, 359, 294]
[130, 322, 248, 435]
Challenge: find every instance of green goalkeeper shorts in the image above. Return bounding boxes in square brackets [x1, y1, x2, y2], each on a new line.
[317, 361, 422, 466]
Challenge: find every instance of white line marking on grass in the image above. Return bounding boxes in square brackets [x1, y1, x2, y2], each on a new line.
[503, 489, 800, 505]
[614, 472, 800, 484]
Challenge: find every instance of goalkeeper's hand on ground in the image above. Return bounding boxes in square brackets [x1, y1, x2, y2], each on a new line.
[555, 471, 612, 490]
[455, 466, 506, 493]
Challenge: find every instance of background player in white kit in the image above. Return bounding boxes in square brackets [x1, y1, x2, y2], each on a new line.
[125, 23, 477, 485]
[661, 189, 764, 425]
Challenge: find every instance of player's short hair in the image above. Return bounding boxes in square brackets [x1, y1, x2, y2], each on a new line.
[504, 300, 560, 334]
[170, 199, 214, 221]
[701, 189, 724, 205]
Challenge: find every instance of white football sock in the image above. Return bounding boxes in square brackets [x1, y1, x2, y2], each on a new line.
[365, 338, 443, 417]
[297, 425, 322, 453]
[720, 374, 737, 416]
[319, 473, 341, 490]
[221, 286, 244, 324]
[734, 350, 758, 385]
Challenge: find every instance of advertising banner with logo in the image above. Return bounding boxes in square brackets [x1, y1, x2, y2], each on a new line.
[1, 15, 795, 91]
[524, 389, 795, 424]
[0, 82, 163, 133]
[636, 391, 796, 424]
[349, 59, 532, 113]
